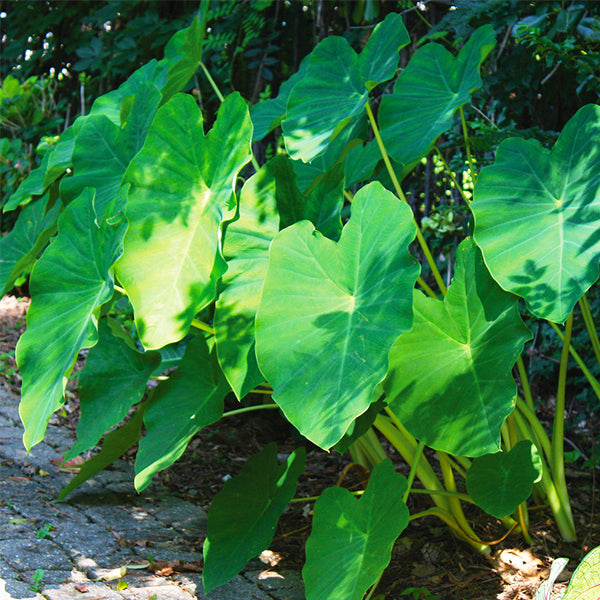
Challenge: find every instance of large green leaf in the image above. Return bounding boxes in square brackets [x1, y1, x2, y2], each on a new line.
[0, 195, 60, 295]
[563, 545, 600, 600]
[159, 16, 204, 103]
[60, 82, 161, 212]
[472, 104, 600, 323]
[256, 182, 419, 450]
[250, 56, 309, 141]
[358, 12, 409, 90]
[379, 25, 496, 173]
[16, 187, 128, 450]
[214, 161, 280, 399]
[115, 92, 253, 350]
[65, 318, 161, 460]
[89, 18, 203, 124]
[203, 443, 306, 593]
[384, 238, 531, 457]
[134, 334, 229, 491]
[303, 459, 409, 600]
[466, 441, 542, 519]
[282, 13, 409, 163]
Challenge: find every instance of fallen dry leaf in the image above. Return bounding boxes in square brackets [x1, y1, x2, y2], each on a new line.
[74, 584, 89, 593]
[259, 549, 283, 566]
[155, 567, 174, 577]
[258, 569, 284, 580]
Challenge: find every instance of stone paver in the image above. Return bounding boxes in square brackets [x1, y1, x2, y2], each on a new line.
[0, 390, 304, 600]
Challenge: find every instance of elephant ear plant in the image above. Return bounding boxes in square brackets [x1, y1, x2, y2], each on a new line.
[2, 10, 600, 599]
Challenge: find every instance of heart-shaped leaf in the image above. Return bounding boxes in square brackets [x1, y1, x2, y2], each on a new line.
[472, 104, 600, 323]
[256, 182, 419, 450]
[203, 443, 306, 593]
[384, 238, 531, 457]
[17, 187, 128, 450]
[60, 82, 161, 212]
[303, 459, 409, 600]
[379, 25, 496, 173]
[134, 334, 229, 491]
[282, 13, 409, 163]
[563, 545, 600, 600]
[466, 440, 543, 518]
[65, 318, 161, 460]
[115, 92, 253, 349]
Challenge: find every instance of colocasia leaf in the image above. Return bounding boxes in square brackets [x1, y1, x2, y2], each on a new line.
[303, 459, 409, 600]
[115, 92, 253, 349]
[256, 182, 419, 450]
[385, 238, 531, 457]
[379, 24, 496, 175]
[472, 104, 600, 323]
[203, 443, 306, 592]
[17, 187, 128, 450]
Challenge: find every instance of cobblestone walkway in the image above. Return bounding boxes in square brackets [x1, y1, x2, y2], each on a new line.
[0, 390, 303, 600]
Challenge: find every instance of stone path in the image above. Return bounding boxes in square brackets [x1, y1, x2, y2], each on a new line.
[0, 390, 304, 600]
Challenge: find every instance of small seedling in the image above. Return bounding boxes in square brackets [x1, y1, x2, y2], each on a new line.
[35, 523, 53, 539]
[29, 569, 44, 592]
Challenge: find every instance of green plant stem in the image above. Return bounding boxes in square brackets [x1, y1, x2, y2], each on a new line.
[517, 356, 535, 412]
[364, 100, 447, 295]
[403, 438, 425, 503]
[408, 488, 474, 504]
[113, 284, 126, 295]
[548, 321, 600, 402]
[433, 147, 471, 205]
[550, 312, 576, 539]
[515, 398, 553, 464]
[343, 189, 354, 203]
[191, 318, 216, 335]
[221, 404, 280, 419]
[459, 106, 477, 186]
[200, 61, 261, 173]
[200, 61, 225, 102]
[408, 508, 490, 553]
[374, 413, 450, 513]
[363, 572, 383, 600]
[517, 502, 533, 546]
[417, 276, 438, 299]
[577, 293, 600, 369]
[438, 452, 485, 547]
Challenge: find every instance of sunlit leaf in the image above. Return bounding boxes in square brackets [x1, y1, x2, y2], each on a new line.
[472, 104, 600, 323]
[115, 92, 253, 349]
[17, 187, 128, 450]
[385, 239, 530, 457]
[256, 182, 419, 449]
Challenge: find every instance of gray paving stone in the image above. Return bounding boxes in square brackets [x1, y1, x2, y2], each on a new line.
[0, 388, 305, 600]
[0, 576, 45, 600]
[40, 582, 123, 600]
[0, 538, 71, 572]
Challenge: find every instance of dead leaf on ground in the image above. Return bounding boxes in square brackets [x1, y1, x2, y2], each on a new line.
[258, 569, 285, 580]
[491, 548, 549, 584]
[259, 549, 283, 566]
[74, 584, 89, 593]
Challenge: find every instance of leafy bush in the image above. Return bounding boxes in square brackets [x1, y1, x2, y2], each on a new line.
[2, 8, 599, 599]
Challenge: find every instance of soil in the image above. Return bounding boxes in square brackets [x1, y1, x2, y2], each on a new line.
[1, 294, 599, 600]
